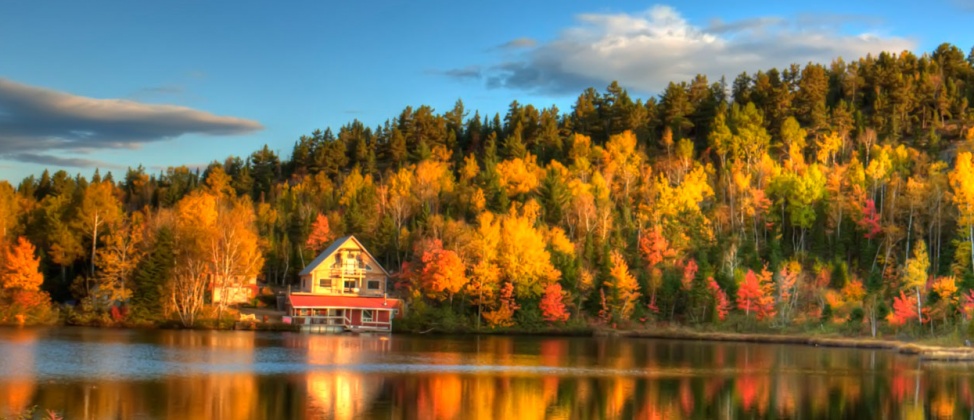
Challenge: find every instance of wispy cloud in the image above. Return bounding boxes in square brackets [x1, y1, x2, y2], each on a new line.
[140, 85, 184, 95]
[0, 77, 263, 167]
[451, 5, 914, 95]
[10, 153, 121, 169]
[439, 65, 483, 81]
[490, 37, 538, 51]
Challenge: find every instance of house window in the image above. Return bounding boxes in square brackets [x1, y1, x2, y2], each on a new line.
[319, 279, 332, 288]
[343, 252, 359, 271]
[363, 310, 374, 323]
[344, 280, 357, 290]
[367, 280, 380, 290]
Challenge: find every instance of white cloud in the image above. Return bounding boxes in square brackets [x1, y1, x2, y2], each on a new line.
[473, 5, 915, 95]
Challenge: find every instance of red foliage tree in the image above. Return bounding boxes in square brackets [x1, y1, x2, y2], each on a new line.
[539, 282, 570, 323]
[736, 269, 775, 320]
[857, 199, 882, 239]
[707, 277, 731, 321]
[963, 289, 974, 321]
[682, 259, 698, 291]
[888, 291, 925, 326]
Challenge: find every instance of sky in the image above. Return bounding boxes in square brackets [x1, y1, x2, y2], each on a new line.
[0, 0, 972, 182]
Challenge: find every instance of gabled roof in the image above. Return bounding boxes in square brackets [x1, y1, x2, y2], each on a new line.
[289, 294, 401, 309]
[298, 235, 390, 277]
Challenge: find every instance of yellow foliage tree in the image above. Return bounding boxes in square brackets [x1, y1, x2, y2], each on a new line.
[602, 130, 641, 200]
[93, 214, 145, 310]
[606, 251, 640, 320]
[413, 160, 454, 214]
[950, 151, 974, 272]
[210, 196, 265, 321]
[496, 155, 542, 197]
[498, 213, 560, 299]
[170, 191, 218, 327]
[902, 239, 930, 324]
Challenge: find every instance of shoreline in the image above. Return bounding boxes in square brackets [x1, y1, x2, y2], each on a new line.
[9, 321, 974, 361]
[618, 328, 974, 362]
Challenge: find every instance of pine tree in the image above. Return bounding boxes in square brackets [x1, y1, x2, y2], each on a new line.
[130, 227, 175, 322]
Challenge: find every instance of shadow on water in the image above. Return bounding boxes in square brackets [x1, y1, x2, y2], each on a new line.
[0, 327, 972, 419]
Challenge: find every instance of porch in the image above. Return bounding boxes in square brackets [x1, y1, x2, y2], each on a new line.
[286, 293, 402, 333]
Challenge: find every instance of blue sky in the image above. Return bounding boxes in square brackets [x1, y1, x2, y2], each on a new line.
[0, 0, 971, 182]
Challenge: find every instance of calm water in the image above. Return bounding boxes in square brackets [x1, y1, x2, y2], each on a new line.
[0, 328, 972, 419]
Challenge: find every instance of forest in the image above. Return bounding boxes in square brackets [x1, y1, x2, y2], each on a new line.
[2, 43, 974, 336]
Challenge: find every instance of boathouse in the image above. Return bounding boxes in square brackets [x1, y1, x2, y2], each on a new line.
[286, 236, 401, 332]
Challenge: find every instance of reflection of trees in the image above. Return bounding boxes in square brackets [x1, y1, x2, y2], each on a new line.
[27, 330, 261, 419]
[0, 329, 37, 416]
[379, 337, 974, 419]
[6, 332, 974, 418]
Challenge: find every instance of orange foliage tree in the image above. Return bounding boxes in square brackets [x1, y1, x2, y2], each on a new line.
[2, 237, 44, 291]
[929, 276, 958, 325]
[482, 281, 518, 328]
[419, 244, 467, 303]
[1, 237, 54, 325]
[539, 282, 570, 323]
[639, 226, 676, 310]
[305, 213, 333, 254]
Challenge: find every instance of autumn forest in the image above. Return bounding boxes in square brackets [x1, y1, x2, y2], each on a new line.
[4, 44, 974, 336]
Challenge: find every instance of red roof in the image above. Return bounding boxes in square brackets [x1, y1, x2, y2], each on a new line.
[288, 294, 401, 310]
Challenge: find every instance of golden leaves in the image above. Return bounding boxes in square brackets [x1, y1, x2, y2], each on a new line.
[2, 237, 44, 292]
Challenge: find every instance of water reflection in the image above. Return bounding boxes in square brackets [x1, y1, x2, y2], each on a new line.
[298, 334, 389, 419]
[0, 328, 972, 419]
[0, 329, 36, 414]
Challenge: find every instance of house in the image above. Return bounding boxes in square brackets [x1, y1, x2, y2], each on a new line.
[212, 275, 258, 305]
[286, 235, 401, 333]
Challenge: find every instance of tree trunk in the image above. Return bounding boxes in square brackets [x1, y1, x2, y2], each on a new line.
[88, 211, 99, 296]
[916, 286, 923, 328]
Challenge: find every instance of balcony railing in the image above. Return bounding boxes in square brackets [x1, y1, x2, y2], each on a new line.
[330, 268, 366, 278]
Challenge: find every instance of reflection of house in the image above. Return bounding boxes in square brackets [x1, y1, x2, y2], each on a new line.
[302, 335, 390, 419]
[287, 236, 401, 333]
[212, 275, 258, 305]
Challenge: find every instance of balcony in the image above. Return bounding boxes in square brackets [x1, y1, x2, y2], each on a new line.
[330, 267, 366, 278]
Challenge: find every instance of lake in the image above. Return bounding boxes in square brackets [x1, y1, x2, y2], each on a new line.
[0, 327, 970, 419]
